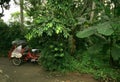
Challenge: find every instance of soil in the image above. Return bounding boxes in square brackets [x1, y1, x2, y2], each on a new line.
[0, 57, 98, 82]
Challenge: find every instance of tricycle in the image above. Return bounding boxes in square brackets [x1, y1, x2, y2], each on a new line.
[8, 40, 40, 66]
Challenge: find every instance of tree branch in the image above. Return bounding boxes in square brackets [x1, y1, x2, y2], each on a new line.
[90, 1, 96, 22]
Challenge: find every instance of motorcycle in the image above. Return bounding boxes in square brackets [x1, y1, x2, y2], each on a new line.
[8, 40, 40, 66]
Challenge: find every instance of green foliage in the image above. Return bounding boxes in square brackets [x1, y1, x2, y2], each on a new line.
[96, 22, 114, 36]
[111, 45, 120, 62]
[76, 18, 120, 67]
[22, 0, 120, 81]
[39, 41, 74, 71]
[26, 17, 70, 40]
[76, 27, 96, 38]
[25, 0, 95, 40]
[0, 21, 25, 56]
[76, 14, 120, 81]
[76, 22, 114, 38]
[0, 20, 9, 55]
[74, 52, 120, 82]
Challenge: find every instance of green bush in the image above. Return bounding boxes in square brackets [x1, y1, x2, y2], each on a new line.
[0, 20, 9, 56]
[0, 21, 25, 56]
[75, 52, 120, 82]
[39, 41, 74, 72]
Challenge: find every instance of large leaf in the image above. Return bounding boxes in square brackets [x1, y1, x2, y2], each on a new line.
[97, 22, 114, 36]
[87, 44, 103, 54]
[76, 27, 96, 38]
[76, 22, 115, 38]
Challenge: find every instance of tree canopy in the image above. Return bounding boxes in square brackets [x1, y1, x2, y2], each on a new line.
[0, 0, 10, 17]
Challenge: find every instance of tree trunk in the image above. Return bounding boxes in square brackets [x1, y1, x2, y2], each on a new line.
[90, 1, 95, 22]
[68, 35, 76, 55]
[20, 0, 24, 31]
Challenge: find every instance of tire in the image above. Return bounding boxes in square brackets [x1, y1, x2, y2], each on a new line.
[11, 58, 22, 66]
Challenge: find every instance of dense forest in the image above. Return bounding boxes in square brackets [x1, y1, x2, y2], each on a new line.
[0, 0, 120, 82]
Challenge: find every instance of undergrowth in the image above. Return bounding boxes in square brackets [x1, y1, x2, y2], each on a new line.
[72, 52, 120, 82]
[39, 45, 120, 82]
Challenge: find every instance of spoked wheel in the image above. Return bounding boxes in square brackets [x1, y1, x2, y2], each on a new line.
[11, 58, 22, 66]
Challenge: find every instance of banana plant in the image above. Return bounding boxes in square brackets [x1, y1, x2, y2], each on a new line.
[76, 19, 120, 66]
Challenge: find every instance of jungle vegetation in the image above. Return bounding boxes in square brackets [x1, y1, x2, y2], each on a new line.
[0, 0, 120, 82]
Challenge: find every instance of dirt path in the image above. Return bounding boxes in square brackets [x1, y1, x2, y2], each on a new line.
[0, 57, 98, 82]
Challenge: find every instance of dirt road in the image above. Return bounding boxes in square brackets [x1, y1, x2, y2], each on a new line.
[0, 57, 98, 82]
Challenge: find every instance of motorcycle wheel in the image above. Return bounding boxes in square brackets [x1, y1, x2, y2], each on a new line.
[11, 58, 22, 66]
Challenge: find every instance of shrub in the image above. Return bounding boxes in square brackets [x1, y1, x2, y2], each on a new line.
[75, 52, 120, 82]
[39, 41, 74, 72]
[0, 21, 25, 56]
